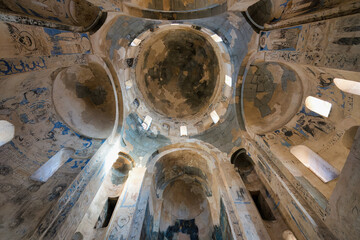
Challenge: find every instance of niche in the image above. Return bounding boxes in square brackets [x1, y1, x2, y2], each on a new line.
[94, 197, 119, 229]
[111, 152, 134, 185]
[250, 191, 276, 221]
[242, 62, 303, 134]
[231, 148, 254, 177]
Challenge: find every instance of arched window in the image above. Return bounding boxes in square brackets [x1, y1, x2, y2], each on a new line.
[290, 145, 339, 183]
[334, 78, 360, 95]
[0, 120, 15, 147]
[31, 148, 74, 182]
[305, 96, 332, 117]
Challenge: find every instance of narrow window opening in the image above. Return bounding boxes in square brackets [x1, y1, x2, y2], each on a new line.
[250, 191, 276, 221]
[125, 80, 133, 89]
[225, 75, 232, 87]
[334, 78, 360, 95]
[130, 38, 141, 46]
[211, 34, 222, 42]
[0, 120, 15, 147]
[30, 148, 74, 182]
[290, 145, 339, 183]
[210, 110, 220, 124]
[180, 126, 187, 136]
[305, 96, 332, 117]
[142, 115, 152, 130]
[94, 197, 119, 229]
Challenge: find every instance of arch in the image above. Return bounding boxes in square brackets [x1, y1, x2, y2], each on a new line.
[1, 0, 104, 32]
[231, 148, 254, 175]
[122, 0, 227, 20]
[125, 24, 232, 137]
[52, 57, 121, 139]
[153, 149, 213, 198]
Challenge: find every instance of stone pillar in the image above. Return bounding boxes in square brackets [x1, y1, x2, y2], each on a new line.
[325, 128, 360, 239]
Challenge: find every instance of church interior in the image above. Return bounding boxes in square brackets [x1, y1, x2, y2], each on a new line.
[0, 0, 359, 239]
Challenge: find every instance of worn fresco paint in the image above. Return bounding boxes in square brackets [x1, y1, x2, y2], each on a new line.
[136, 28, 219, 118]
[192, 104, 242, 154]
[212, 199, 234, 240]
[0, 64, 105, 239]
[260, 26, 302, 51]
[0, 54, 88, 77]
[106, 16, 161, 59]
[121, 0, 227, 20]
[242, 62, 300, 134]
[0, 0, 101, 28]
[0, 57, 46, 76]
[158, 219, 199, 240]
[123, 113, 171, 161]
[0, 22, 92, 59]
[263, 14, 360, 71]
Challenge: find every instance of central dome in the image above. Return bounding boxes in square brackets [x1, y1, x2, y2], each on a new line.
[136, 28, 220, 119]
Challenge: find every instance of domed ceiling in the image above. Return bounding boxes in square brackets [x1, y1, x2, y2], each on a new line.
[136, 28, 219, 119]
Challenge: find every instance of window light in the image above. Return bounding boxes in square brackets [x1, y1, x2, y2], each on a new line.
[290, 145, 339, 183]
[125, 80, 133, 89]
[211, 34, 222, 43]
[225, 75, 232, 87]
[334, 78, 360, 95]
[31, 148, 74, 182]
[305, 96, 332, 117]
[210, 110, 220, 124]
[0, 120, 15, 147]
[142, 115, 152, 130]
[130, 38, 141, 47]
[180, 126, 187, 136]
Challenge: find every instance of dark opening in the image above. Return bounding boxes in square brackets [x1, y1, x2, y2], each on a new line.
[231, 148, 254, 174]
[250, 191, 276, 221]
[94, 197, 119, 228]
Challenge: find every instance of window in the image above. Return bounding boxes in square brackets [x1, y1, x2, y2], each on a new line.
[142, 115, 152, 130]
[334, 78, 360, 95]
[211, 34, 222, 42]
[210, 110, 220, 124]
[180, 126, 187, 136]
[290, 145, 339, 183]
[0, 120, 15, 147]
[130, 38, 141, 47]
[225, 75, 232, 87]
[31, 148, 74, 182]
[305, 96, 332, 117]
